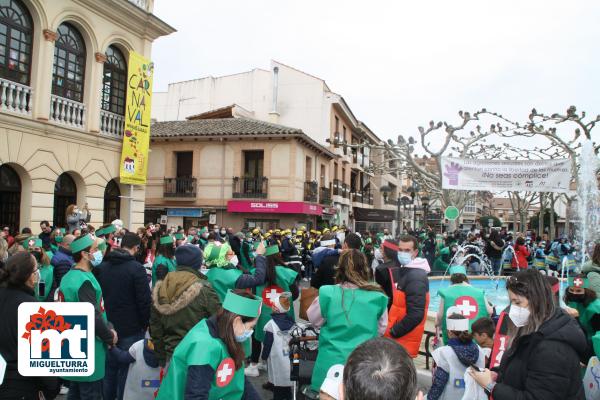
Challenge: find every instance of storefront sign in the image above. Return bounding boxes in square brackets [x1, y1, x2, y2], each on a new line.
[441, 157, 571, 193]
[167, 208, 203, 217]
[353, 208, 396, 222]
[119, 51, 154, 185]
[227, 201, 323, 216]
[322, 207, 338, 215]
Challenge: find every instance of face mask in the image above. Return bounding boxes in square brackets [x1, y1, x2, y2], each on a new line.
[508, 304, 530, 327]
[235, 329, 254, 343]
[220, 230, 226, 235]
[397, 252, 413, 265]
[91, 250, 104, 267]
[569, 293, 586, 303]
[229, 255, 239, 267]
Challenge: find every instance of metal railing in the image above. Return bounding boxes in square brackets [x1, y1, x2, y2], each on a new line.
[319, 186, 332, 205]
[303, 181, 318, 203]
[0, 78, 32, 115]
[232, 176, 268, 198]
[100, 110, 125, 137]
[333, 179, 341, 196]
[50, 95, 86, 128]
[352, 191, 363, 203]
[164, 177, 196, 198]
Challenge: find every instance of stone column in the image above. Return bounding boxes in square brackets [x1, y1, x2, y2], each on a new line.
[86, 52, 107, 133]
[32, 29, 57, 122]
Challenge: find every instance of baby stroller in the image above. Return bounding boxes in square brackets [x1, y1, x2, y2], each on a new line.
[288, 323, 319, 400]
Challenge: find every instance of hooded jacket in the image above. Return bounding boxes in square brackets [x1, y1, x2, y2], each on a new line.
[492, 308, 587, 400]
[149, 265, 221, 366]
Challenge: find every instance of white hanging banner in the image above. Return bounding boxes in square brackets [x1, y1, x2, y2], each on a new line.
[441, 157, 571, 193]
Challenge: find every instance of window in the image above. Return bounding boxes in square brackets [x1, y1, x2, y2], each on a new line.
[53, 173, 77, 229]
[103, 179, 120, 224]
[176, 151, 193, 177]
[101, 45, 127, 115]
[243, 150, 264, 177]
[464, 199, 476, 214]
[334, 116, 339, 134]
[52, 23, 86, 102]
[0, 164, 21, 231]
[0, 0, 32, 85]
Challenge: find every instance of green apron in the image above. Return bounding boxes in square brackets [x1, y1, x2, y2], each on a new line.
[439, 284, 488, 344]
[254, 266, 298, 342]
[156, 319, 244, 400]
[311, 285, 388, 391]
[152, 255, 177, 286]
[59, 269, 107, 382]
[569, 299, 600, 339]
[34, 263, 54, 301]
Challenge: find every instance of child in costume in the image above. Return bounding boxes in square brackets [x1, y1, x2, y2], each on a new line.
[429, 308, 486, 400]
[109, 339, 161, 400]
[261, 292, 296, 399]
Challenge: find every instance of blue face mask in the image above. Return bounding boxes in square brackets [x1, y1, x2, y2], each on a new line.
[235, 329, 254, 343]
[397, 252, 413, 265]
[91, 250, 103, 267]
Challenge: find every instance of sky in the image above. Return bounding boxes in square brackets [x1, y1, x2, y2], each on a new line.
[151, 0, 600, 144]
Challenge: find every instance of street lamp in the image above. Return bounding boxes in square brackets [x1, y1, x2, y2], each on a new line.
[408, 182, 420, 230]
[401, 196, 411, 232]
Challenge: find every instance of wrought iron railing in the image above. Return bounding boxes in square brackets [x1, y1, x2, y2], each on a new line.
[303, 181, 318, 203]
[164, 177, 197, 198]
[232, 176, 268, 198]
[319, 186, 332, 205]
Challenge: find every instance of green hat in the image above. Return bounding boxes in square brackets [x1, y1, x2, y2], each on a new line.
[187, 235, 194, 242]
[97, 239, 107, 252]
[449, 265, 467, 276]
[200, 227, 208, 234]
[71, 234, 95, 253]
[204, 243, 231, 268]
[159, 235, 174, 245]
[568, 276, 588, 289]
[174, 233, 185, 240]
[97, 225, 116, 237]
[264, 245, 280, 257]
[59, 228, 66, 234]
[24, 236, 42, 250]
[222, 290, 262, 318]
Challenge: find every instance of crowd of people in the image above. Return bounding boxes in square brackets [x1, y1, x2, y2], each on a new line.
[1, 208, 600, 400]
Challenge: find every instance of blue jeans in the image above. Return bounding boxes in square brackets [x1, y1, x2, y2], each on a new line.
[103, 331, 145, 400]
[490, 257, 502, 275]
[68, 380, 103, 400]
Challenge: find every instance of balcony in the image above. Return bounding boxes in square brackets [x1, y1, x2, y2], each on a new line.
[164, 177, 197, 198]
[0, 77, 32, 116]
[333, 179, 341, 196]
[304, 181, 318, 203]
[352, 189, 374, 205]
[352, 191, 363, 203]
[320, 186, 332, 205]
[100, 110, 125, 138]
[50, 95, 86, 129]
[341, 183, 349, 198]
[233, 176, 268, 198]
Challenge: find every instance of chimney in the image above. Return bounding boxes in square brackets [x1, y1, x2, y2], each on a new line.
[269, 66, 280, 123]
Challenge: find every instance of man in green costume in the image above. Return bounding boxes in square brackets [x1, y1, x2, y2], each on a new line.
[58, 234, 117, 398]
[156, 290, 263, 399]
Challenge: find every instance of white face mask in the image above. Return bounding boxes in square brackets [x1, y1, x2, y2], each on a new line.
[508, 304, 530, 327]
[229, 255, 239, 267]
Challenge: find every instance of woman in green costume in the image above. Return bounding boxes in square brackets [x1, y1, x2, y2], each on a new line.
[156, 289, 263, 400]
[307, 248, 388, 391]
[24, 236, 54, 301]
[152, 235, 177, 286]
[246, 244, 299, 377]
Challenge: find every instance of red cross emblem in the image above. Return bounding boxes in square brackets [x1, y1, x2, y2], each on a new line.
[28, 239, 36, 248]
[216, 357, 235, 387]
[574, 278, 584, 288]
[262, 285, 283, 308]
[455, 296, 479, 319]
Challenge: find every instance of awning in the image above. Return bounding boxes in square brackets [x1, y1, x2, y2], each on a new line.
[353, 207, 396, 222]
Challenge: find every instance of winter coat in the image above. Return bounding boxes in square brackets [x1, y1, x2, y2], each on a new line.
[492, 308, 587, 400]
[0, 285, 59, 400]
[97, 248, 152, 338]
[310, 248, 339, 289]
[511, 244, 530, 269]
[583, 261, 600, 298]
[149, 265, 221, 366]
[51, 246, 74, 293]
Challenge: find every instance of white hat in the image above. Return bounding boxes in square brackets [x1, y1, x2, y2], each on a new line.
[272, 292, 292, 313]
[111, 219, 124, 230]
[446, 306, 469, 331]
[320, 364, 344, 400]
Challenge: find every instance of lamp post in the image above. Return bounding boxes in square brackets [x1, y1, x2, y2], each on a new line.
[421, 195, 430, 229]
[408, 182, 420, 230]
[401, 196, 411, 232]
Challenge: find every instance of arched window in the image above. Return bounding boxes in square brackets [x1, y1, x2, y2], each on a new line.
[0, 0, 33, 85]
[53, 173, 77, 228]
[103, 179, 121, 224]
[0, 164, 21, 231]
[52, 23, 86, 102]
[102, 45, 127, 115]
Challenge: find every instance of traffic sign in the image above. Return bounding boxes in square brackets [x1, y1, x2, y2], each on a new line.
[444, 206, 460, 220]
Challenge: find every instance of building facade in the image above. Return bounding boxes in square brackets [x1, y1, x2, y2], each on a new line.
[146, 114, 336, 230]
[0, 0, 174, 232]
[151, 60, 407, 231]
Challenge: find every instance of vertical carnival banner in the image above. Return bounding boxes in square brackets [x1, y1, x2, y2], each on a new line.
[119, 51, 153, 185]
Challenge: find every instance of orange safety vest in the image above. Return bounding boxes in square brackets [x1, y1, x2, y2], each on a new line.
[384, 267, 430, 358]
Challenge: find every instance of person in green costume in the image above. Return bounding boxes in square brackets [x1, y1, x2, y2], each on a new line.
[246, 244, 299, 377]
[435, 265, 492, 344]
[563, 276, 600, 340]
[156, 289, 263, 400]
[307, 249, 388, 391]
[203, 241, 267, 302]
[24, 236, 54, 301]
[58, 234, 117, 398]
[152, 235, 177, 286]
